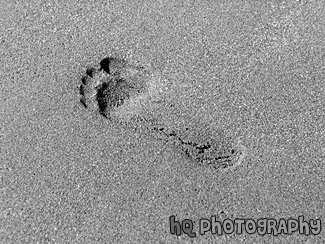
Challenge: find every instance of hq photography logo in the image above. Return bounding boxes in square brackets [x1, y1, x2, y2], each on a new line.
[169, 215, 322, 238]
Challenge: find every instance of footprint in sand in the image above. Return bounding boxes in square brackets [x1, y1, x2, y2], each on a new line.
[78, 56, 247, 172]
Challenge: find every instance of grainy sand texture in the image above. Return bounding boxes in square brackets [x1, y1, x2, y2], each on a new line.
[1, 0, 325, 243]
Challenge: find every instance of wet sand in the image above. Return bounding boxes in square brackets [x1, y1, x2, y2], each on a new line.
[1, 1, 324, 243]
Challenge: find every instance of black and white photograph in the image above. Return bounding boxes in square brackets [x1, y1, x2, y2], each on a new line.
[1, 0, 324, 243]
